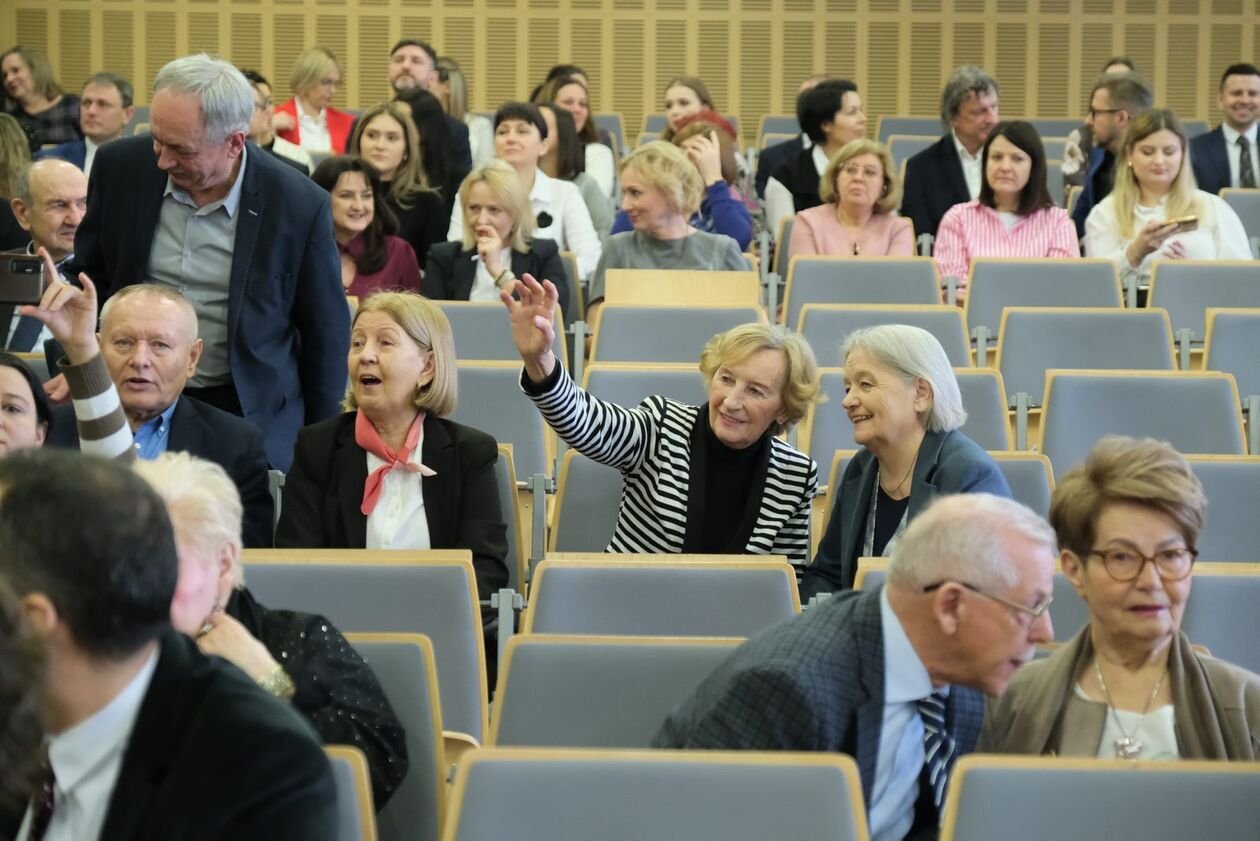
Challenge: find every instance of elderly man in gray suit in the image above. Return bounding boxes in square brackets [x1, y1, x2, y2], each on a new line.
[655, 493, 1057, 841]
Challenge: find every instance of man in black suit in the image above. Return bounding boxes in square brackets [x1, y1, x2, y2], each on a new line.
[386, 39, 473, 174]
[0, 449, 335, 841]
[71, 54, 349, 473]
[656, 494, 1057, 841]
[900, 66, 1000, 244]
[46, 284, 273, 547]
[1191, 63, 1260, 195]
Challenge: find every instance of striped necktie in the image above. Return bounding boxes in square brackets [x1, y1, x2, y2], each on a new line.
[917, 691, 957, 815]
[1238, 135, 1256, 189]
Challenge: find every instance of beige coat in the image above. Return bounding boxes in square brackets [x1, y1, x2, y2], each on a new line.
[978, 626, 1260, 759]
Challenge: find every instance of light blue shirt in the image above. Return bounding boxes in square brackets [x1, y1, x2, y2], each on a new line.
[132, 398, 179, 460]
[868, 587, 943, 841]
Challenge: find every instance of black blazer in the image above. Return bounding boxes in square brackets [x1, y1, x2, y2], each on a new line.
[804, 429, 1011, 597]
[900, 135, 972, 241]
[387, 190, 448, 270]
[423, 239, 569, 319]
[1191, 126, 1232, 196]
[46, 394, 275, 549]
[72, 136, 351, 472]
[0, 630, 336, 840]
[755, 135, 804, 198]
[275, 412, 509, 600]
[769, 146, 825, 214]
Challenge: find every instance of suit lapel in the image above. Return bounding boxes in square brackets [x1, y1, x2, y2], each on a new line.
[907, 429, 948, 520]
[940, 138, 970, 205]
[166, 397, 201, 455]
[129, 162, 168, 285]
[510, 248, 536, 280]
[420, 416, 456, 547]
[840, 455, 877, 585]
[226, 147, 265, 350]
[454, 250, 478, 300]
[334, 417, 369, 548]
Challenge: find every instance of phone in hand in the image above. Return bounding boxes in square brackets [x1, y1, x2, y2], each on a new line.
[0, 254, 45, 305]
[1164, 215, 1199, 233]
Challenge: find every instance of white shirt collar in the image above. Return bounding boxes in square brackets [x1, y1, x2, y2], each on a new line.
[1222, 122, 1258, 145]
[47, 649, 159, 794]
[951, 130, 983, 162]
[880, 587, 939, 704]
[811, 144, 830, 175]
[530, 168, 557, 205]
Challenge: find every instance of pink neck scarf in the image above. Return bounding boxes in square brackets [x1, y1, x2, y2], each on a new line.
[355, 411, 436, 515]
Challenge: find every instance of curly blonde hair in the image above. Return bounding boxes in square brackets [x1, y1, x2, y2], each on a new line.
[619, 141, 704, 217]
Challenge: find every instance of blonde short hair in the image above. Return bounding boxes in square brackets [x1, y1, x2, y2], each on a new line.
[698, 323, 822, 434]
[290, 47, 341, 99]
[458, 160, 535, 252]
[619, 141, 704, 218]
[345, 292, 458, 416]
[1050, 436, 1206, 561]
[818, 139, 901, 214]
[132, 452, 246, 587]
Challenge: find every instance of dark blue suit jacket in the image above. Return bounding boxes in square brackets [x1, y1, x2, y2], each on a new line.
[900, 135, 971, 242]
[47, 394, 274, 548]
[1191, 126, 1232, 196]
[654, 586, 985, 823]
[755, 135, 804, 198]
[35, 139, 87, 170]
[72, 136, 349, 471]
[1071, 147, 1112, 237]
[804, 429, 1011, 597]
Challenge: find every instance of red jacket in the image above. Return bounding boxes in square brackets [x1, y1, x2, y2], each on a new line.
[274, 98, 355, 154]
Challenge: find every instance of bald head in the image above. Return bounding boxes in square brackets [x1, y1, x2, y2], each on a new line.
[10, 160, 88, 262]
[101, 285, 199, 343]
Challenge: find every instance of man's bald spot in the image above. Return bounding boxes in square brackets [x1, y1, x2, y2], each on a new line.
[100, 285, 200, 346]
[18, 159, 87, 203]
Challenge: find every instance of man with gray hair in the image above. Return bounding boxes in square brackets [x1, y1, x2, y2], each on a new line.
[71, 53, 348, 472]
[1071, 70, 1154, 237]
[901, 65, 1001, 242]
[656, 493, 1056, 841]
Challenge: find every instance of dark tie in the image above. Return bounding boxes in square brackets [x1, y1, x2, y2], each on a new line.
[7, 315, 42, 351]
[27, 750, 56, 841]
[1239, 135, 1257, 189]
[917, 691, 957, 816]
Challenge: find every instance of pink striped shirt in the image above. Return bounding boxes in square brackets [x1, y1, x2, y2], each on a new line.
[935, 200, 1080, 294]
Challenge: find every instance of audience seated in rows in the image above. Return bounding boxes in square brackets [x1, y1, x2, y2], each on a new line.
[47, 283, 275, 548]
[241, 69, 313, 175]
[273, 47, 354, 155]
[980, 436, 1260, 759]
[901, 65, 1000, 241]
[348, 100, 448, 269]
[0, 448, 339, 839]
[655, 492, 1057, 841]
[5, 159, 86, 351]
[135, 451, 410, 806]
[610, 112, 752, 250]
[275, 291, 510, 602]
[35, 72, 134, 178]
[1071, 70, 1154, 237]
[312, 155, 421, 298]
[1084, 109, 1251, 287]
[425, 160, 570, 312]
[435, 57, 494, 167]
[1, 47, 81, 152]
[935, 120, 1079, 297]
[806, 325, 1011, 597]
[586, 142, 749, 323]
[787, 138, 913, 261]
[538, 103, 615, 241]
[447, 102, 602, 281]
[72, 54, 349, 472]
[1063, 56, 1139, 188]
[755, 73, 832, 198]
[535, 74, 617, 198]
[1191, 63, 1260, 194]
[766, 79, 866, 238]
[510, 277, 819, 565]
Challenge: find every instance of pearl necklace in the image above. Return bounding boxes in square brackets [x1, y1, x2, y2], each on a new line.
[1094, 661, 1167, 760]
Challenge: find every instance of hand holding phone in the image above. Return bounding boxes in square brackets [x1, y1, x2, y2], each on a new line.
[1163, 215, 1199, 234]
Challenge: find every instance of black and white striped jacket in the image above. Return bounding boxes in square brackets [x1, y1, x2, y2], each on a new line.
[528, 368, 818, 565]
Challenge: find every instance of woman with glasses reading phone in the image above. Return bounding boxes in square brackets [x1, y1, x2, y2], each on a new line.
[979, 436, 1260, 760]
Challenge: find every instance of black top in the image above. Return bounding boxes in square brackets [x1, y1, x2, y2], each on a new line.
[769, 146, 825, 214]
[385, 189, 448, 271]
[871, 486, 909, 557]
[1090, 151, 1116, 208]
[227, 587, 408, 809]
[683, 409, 773, 554]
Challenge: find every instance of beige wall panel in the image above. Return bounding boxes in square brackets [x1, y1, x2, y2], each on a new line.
[58, 9, 92, 91]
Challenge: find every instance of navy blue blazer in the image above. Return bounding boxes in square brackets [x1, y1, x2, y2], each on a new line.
[900, 135, 971, 241]
[35, 138, 87, 170]
[47, 394, 274, 548]
[804, 429, 1011, 597]
[1191, 126, 1232, 196]
[1071, 147, 1112, 237]
[72, 136, 350, 472]
[655, 586, 985, 820]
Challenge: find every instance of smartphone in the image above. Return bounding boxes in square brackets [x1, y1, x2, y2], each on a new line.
[0, 254, 45, 305]
[1164, 215, 1199, 233]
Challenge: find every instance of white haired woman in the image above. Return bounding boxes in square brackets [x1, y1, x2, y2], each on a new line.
[133, 452, 409, 809]
[805, 324, 1012, 597]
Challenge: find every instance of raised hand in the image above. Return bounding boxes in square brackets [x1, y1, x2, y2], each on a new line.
[19, 247, 100, 364]
[500, 272, 559, 382]
[682, 130, 724, 186]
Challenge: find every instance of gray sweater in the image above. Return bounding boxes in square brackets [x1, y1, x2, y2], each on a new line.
[587, 229, 749, 303]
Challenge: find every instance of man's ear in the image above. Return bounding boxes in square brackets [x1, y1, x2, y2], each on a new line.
[20, 592, 59, 637]
[10, 195, 31, 232]
[931, 583, 966, 637]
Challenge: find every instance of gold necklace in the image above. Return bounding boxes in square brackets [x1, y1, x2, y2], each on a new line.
[880, 458, 915, 496]
[1094, 661, 1167, 760]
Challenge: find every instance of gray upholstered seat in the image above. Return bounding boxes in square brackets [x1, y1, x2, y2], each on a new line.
[990, 452, 1054, 517]
[1187, 456, 1260, 563]
[549, 451, 623, 553]
[797, 304, 971, 368]
[1147, 260, 1260, 341]
[451, 361, 552, 478]
[965, 258, 1122, 345]
[784, 257, 941, 330]
[592, 304, 765, 364]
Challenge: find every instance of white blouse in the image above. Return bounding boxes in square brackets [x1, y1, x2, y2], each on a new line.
[364, 448, 433, 550]
[1073, 683, 1179, 761]
[584, 142, 617, 198]
[1084, 190, 1253, 285]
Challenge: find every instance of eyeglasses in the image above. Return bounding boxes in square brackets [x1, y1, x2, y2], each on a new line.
[840, 163, 884, 179]
[1087, 546, 1197, 582]
[923, 579, 1053, 624]
[1088, 107, 1123, 119]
